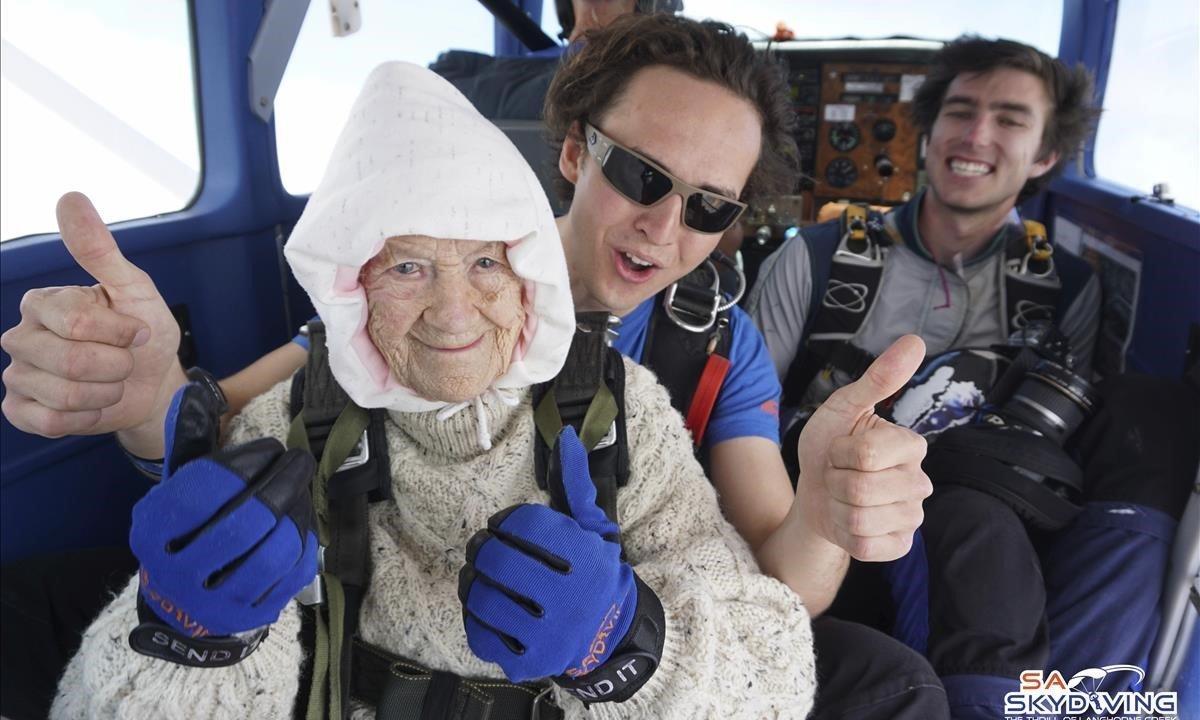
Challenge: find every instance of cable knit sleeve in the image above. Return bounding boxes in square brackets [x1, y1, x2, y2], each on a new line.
[585, 358, 815, 720]
[51, 381, 305, 720]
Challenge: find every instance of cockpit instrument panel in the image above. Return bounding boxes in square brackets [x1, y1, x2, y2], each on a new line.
[814, 62, 929, 206]
[761, 40, 941, 223]
[737, 40, 940, 275]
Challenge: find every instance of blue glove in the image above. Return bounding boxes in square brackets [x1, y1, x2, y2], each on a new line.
[129, 381, 319, 640]
[458, 426, 642, 684]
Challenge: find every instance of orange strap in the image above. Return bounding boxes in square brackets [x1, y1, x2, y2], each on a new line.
[684, 354, 732, 448]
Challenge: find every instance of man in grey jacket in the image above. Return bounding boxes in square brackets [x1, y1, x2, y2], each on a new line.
[748, 35, 1198, 720]
[750, 37, 1100, 410]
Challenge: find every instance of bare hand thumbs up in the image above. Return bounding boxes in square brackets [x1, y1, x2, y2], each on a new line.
[815, 335, 926, 429]
[795, 335, 933, 561]
[1, 193, 184, 452]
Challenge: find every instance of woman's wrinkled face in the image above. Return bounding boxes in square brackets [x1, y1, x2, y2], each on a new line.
[360, 235, 526, 403]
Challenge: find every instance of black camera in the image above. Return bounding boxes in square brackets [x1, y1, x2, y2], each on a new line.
[925, 322, 1100, 530]
[981, 321, 1100, 446]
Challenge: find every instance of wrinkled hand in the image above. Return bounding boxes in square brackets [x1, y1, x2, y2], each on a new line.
[130, 381, 319, 637]
[797, 335, 931, 561]
[458, 427, 640, 683]
[1, 192, 182, 439]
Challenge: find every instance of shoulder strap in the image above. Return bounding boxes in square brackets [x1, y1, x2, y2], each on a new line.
[288, 321, 392, 505]
[1000, 219, 1062, 334]
[781, 204, 889, 406]
[287, 321, 390, 720]
[532, 312, 629, 531]
[642, 254, 737, 451]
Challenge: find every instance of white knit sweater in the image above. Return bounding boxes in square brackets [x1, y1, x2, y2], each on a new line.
[52, 359, 815, 719]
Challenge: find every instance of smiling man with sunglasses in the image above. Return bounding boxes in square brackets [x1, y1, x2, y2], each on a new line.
[549, 13, 932, 604]
[544, 15, 948, 719]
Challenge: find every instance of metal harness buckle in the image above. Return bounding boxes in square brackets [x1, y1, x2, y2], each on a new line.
[1015, 252, 1056, 278]
[337, 429, 370, 472]
[593, 421, 618, 450]
[573, 314, 619, 451]
[662, 255, 747, 333]
[833, 227, 884, 265]
[296, 545, 326, 606]
[529, 684, 557, 720]
[295, 427, 367, 607]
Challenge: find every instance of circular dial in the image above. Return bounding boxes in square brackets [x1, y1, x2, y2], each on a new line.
[828, 122, 861, 152]
[875, 154, 895, 178]
[872, 118, 898, 142]
[825, 157, 859, 188]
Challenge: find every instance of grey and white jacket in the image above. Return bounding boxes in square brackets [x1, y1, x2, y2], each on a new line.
[747, 192, 1100, 407]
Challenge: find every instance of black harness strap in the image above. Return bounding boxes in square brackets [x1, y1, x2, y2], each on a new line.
[353, 640, 562, 720]
[1001, 219, 1061, 334]
[291, 324, 391, 585]
[533, 312, 629, 528]
[925, 424, 1084, 530]
[782, 204, 890, 407]
[419, 671, 460, 720]
[642, 254, 735, 455]
[291, 321, 392, 720]
[783, 208, 1068, 408]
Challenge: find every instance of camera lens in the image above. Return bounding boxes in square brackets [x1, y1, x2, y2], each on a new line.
[1002, 360, 1098, 444]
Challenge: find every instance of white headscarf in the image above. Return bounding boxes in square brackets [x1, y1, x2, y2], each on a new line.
[285, 62, 575, 428]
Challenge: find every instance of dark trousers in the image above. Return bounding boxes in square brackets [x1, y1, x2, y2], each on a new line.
[1, 546, 139, 720]
[832, 374, 1200, 719]
[810, 616, 949, 719]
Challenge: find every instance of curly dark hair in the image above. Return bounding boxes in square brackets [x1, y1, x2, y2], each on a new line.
[543, 13, 798, 205]
[912, 35, 1101, 201]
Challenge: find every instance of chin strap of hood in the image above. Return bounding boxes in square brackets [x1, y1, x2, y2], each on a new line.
[284, 62, 575, 447]
[435, 387, 524, 451]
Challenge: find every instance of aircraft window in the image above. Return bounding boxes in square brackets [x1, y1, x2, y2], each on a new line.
[539, 2, 1062, 55]
[276, 2, 495, 196]
[0, 0, 200, 242]
[1093, 0, 1199, 211]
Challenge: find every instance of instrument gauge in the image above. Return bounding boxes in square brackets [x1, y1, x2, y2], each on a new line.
[828, 122, 861, 152]
[825, 157, 858, 188]
[872, 119, 898, 142]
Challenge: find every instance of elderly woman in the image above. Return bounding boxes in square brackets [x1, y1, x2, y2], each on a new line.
[50, 63, 814, 719]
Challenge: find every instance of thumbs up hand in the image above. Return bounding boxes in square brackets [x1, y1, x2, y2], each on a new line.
[797, 335, 932, 561]
[1, 193, 184, 447]
[458, 427, 652, 687]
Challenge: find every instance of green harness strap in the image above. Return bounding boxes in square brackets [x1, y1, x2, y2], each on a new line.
[534, 381, 618, 452]
[288, 403, 370, 720]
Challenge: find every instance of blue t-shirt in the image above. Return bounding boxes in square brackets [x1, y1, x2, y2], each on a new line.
[615, 296, 782, 448]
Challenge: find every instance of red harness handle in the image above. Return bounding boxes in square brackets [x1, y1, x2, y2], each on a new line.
[684, 354, 731, 448]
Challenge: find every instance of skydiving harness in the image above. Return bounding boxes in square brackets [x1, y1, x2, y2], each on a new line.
[287, 315, 632, 720]
[781, 202, 1064, 408]
[643, 250, 746, 451]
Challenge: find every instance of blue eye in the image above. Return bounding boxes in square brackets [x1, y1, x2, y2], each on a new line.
[392, 262, 420, 275]
[476, 257, 498, 269]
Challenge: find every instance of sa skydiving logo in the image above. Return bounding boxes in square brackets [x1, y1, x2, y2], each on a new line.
[1004, 665, 1178, 720]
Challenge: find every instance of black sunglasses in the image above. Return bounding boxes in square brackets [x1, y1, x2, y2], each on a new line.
[583, 124, 748, 235]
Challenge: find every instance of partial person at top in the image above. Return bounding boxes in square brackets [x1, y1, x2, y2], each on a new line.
[432, 0, 672, 118]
